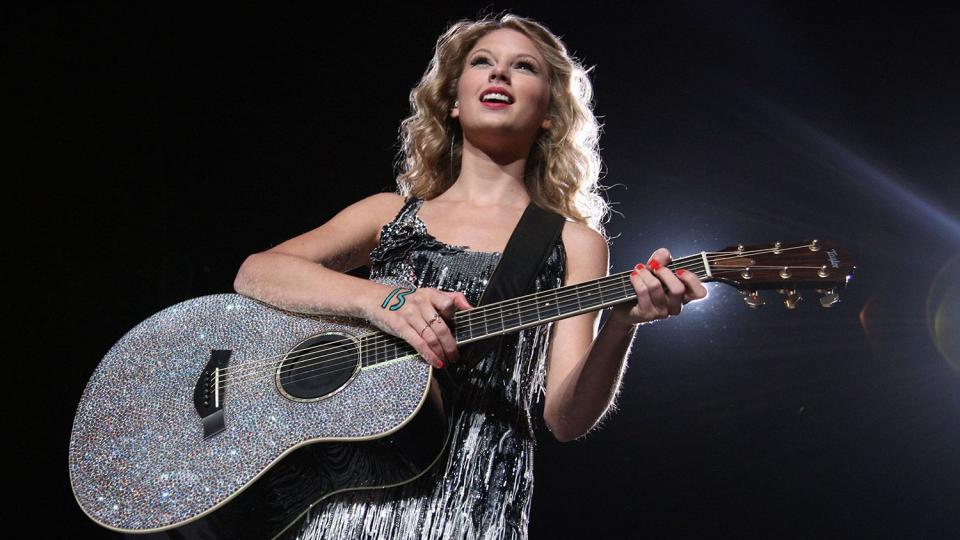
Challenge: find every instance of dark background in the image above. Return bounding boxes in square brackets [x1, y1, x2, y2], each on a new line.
[9, 2, 959, 538]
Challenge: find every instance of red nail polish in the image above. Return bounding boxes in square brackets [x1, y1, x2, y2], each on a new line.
[436, 359, 444, 369]
[635, 263, 645, 271]
[631, 270, 638, 277]
[648, 260, 662, 271]
[676, 268, 686, 276]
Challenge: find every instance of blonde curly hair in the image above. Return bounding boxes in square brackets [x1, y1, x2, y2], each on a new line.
[395, 13, 609, 237]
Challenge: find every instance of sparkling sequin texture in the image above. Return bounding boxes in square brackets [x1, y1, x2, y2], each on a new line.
[292, 197, 566, 540]
[68, 295, 432, 532]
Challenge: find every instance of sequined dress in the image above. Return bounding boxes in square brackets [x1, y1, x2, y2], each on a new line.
[292, 196, 566, 540]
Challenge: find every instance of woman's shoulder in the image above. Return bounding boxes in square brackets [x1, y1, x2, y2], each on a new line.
[559, 219, 610, 280]
[560, 219, 608, 252]
[354, 191, 407, 213]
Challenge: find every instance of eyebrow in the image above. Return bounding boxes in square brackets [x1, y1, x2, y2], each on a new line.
[470, 48, 543, 68]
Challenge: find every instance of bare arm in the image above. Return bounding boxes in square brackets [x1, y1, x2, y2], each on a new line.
[543, 223, 624, 442]
[233, 192, 472, 368]
[543, 225, 706, 442]
[233, 192, 402, 318]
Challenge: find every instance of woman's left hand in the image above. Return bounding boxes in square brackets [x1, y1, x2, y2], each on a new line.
[609, 247, 708, 326]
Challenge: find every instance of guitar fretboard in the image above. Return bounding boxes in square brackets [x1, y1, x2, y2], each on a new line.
[452, 272, 635, 344]
[358, 255, 708, 367]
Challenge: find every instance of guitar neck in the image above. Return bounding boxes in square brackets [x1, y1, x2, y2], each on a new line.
[358, 253, 711, 366]
[452, 253, 711, 344]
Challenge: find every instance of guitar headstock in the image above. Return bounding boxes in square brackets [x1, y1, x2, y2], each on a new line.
[700, 240, 855, 309]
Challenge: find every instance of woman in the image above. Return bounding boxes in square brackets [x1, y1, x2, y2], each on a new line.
[234, 13, 707, 540]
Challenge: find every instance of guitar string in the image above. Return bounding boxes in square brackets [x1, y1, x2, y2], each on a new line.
[381, 243, 818, 346]
[210, 243, 826, 390]
[224, 258, 816, 392]
[210, 251, 704, 382]
[216, 258, 833, 393]
[448, 243, 817, 331]
[226, 260, 832, 392]
[212, 254, 708, 385]
[221, 261, 832, 391]
[214, 243, 811, 380]
[211, 243, 823, 391]
[453, 243, 822, 334]
[214, 268, 696, 390]
[211, 243, 826, 389]
[231, 260, 834, 390]
[212, 246, 761, 381]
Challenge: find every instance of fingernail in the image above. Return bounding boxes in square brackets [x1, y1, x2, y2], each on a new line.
[630, 270, 638, 277]
[635, 263, 645, 271]
[436, 359, 444, 369]
[676, 268, 686, 276]
[648, 260, 662, 271]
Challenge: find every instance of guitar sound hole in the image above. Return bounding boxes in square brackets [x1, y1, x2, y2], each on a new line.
[278, 333, 360, 401]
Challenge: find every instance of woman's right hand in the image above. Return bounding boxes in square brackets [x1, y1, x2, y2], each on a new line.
[359, 283, 473, 369]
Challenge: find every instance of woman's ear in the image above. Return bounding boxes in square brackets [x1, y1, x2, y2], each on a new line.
[541, 117, 552, 130]
[450, 100, 459, 119]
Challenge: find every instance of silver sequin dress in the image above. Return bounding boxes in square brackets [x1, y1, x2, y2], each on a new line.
[292, 196, 566, 540]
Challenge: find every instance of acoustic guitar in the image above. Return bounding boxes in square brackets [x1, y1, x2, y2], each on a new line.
[69, 240, 854, 538]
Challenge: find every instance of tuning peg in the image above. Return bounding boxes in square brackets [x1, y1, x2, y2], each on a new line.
[783, 290, 802, 310]
[809, 239, 821, 252]
[773, 241, 782, 254]
[819, 290, 840, 308]
[743, 291, 764, 308]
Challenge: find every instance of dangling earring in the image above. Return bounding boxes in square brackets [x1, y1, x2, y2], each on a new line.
[450, 101, 459, 181]
[449, 131, 456, 181]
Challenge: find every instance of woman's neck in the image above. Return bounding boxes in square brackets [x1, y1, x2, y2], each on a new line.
[443, 139, 531, 207]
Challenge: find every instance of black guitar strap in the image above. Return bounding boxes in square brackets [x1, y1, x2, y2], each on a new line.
[460, 202, 566, 368]
[431, 201, 565, 452]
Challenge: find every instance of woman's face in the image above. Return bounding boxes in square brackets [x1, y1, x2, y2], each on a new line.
[451, 28, 552, 146]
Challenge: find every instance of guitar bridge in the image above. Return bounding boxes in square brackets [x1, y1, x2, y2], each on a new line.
[193, 349, 231, 439]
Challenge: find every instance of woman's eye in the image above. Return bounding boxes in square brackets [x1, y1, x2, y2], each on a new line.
[470, 55, 537, 73]
[517, 61, 537, 73]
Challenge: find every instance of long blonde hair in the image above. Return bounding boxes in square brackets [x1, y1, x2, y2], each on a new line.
[396, 13, 609, 237]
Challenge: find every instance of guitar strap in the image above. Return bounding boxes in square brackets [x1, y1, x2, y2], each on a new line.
[459, 201, 566, 369]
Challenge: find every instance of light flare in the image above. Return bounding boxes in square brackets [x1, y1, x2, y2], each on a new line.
[753, 96, 960, 243]
[927, 254, 960, 371]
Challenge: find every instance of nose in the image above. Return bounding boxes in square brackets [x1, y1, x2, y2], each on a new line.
[488, 65, 509, 83]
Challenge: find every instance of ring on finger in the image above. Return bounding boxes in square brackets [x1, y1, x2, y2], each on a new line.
[419, 312, 441, 337]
